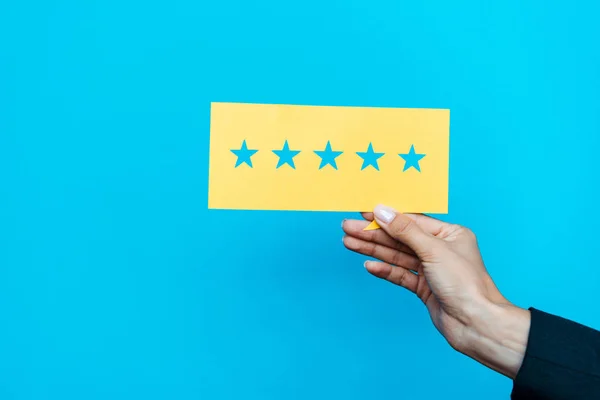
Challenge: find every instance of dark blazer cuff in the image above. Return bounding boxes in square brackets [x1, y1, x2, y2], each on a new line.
[511, 308, 600, 399]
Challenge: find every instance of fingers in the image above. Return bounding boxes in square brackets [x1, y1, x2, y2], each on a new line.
[343, 235, 421, 271]
[364, 261, 418, 293]
[372, 205, 439, 259]
[361, 212, 374, 221]
[342, 219, 415, 255]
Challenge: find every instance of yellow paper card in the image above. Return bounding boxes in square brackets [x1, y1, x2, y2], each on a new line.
[208, 102, 449, 216]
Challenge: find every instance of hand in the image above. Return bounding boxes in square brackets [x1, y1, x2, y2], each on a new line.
[342, 205, 531, 379]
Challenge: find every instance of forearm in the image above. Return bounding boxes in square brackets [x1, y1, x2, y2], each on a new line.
[460, 302, 531, 379]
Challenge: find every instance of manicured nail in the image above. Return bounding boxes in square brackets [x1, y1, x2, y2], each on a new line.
[341, 219, 346, 228]
[363, 261, 369, 269]
[373, 204, 396, 224]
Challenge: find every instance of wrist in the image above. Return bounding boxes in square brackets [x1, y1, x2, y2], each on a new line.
[459, 300, 531, 379]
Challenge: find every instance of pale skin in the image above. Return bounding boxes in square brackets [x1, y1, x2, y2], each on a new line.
[342, 204, 531, 378]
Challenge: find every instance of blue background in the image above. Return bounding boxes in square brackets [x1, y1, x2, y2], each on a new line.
[2, 1, 599, 399]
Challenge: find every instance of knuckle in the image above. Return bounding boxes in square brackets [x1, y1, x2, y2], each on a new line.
[391, 216, 415, 236]
[396, 268, 408, 287]
[362, 241, 377, 256]
[365, 229, 377, 241]
[458, 226, 477, 241]
[391, 251, 405, 267]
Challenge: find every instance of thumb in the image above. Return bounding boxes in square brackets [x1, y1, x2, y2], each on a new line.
[373, 204, 439, 259]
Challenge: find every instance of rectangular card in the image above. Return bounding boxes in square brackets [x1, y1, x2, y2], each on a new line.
[208, 102, 449, 214]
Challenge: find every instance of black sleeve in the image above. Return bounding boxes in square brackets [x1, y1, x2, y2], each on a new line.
[511, 308, 600, 399]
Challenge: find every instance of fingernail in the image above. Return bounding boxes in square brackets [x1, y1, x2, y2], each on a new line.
[363, 261, 369, 269]
[373, 204, 396, 224]
[341, 218, 346, 228]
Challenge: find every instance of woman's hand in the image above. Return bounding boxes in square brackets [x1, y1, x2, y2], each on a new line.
[342, 205, 531, 378]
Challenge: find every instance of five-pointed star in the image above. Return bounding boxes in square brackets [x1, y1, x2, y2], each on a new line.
[356, 142, 385, 170]
[399, 144, 426, 172]
[230, 139, 258, 167]
[272, 140, 301, 169]
[314, 141, 343, 170]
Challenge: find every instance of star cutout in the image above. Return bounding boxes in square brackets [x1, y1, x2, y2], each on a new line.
[230, 140, 258, 167]
[272, 140, 301, 169]
[314, 141, 343, 170]
[399, 145, 426, 172]
[356, 142, 385, 170]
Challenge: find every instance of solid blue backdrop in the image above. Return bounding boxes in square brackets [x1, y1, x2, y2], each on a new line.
[1, 1, 599, 399]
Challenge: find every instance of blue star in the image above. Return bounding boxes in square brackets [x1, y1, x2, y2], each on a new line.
[230, 140, 258, 167]
[399, 145, 426, 172]
[272, 140, 301, 169]
[356, 142, 385, 171]
[314, 141, 343, 170]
